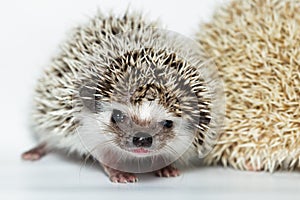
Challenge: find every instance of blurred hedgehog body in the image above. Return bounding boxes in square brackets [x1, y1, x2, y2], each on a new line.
[22, 11, 224, 183]
[197, 0, 300, 172]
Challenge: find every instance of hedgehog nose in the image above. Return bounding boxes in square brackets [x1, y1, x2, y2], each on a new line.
[132, 132, 153, 148]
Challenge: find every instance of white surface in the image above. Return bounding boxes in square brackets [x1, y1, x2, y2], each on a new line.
[2, 156, 300, 200]
[0, 0, 299, 200]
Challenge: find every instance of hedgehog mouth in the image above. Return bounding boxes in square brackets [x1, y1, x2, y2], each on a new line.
[131, 148, 151, 154]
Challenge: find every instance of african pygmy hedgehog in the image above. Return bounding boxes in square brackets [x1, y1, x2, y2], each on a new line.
[22, 11, 224, 183]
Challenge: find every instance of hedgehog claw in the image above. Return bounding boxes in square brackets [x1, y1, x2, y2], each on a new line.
[155, 165, 180, 177]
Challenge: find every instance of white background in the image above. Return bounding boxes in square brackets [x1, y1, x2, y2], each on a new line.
[0, 0, 299, 200]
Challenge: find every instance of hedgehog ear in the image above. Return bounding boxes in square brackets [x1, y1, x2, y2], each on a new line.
[79, 83, 97, 113]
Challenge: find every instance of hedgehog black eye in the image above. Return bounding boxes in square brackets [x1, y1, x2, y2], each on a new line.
[161, 120, 173, 129]
[111, 109, 127, 123]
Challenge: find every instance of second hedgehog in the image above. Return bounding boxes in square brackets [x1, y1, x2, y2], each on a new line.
[22, 12, 224, 183]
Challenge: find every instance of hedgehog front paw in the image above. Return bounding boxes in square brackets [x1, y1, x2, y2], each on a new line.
[155, 165, 180, 177]
[109, 172, 138, 183]
[102, 165, 138, 183]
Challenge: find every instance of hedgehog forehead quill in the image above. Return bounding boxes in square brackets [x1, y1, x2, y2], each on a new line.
[24, 12, 225, 181]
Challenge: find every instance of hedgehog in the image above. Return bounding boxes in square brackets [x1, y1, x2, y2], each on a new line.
[22, 11, 224, 183]
[197, 0, 300, 172]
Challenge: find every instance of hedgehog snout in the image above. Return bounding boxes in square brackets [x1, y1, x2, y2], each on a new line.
[132, 132, 153, 148]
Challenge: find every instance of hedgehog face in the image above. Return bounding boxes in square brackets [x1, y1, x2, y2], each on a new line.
[104, 101, 182, 155]
[85, 98, 196, 173]
[73, 92, 197, 173]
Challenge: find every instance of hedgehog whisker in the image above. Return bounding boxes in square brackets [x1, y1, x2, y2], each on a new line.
[164, 144, 187, 166]
[82, 139, 115, 161]
[83, 139, 118, 164]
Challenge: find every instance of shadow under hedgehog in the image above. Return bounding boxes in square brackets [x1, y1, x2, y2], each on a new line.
[22, 10, 224, 183]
